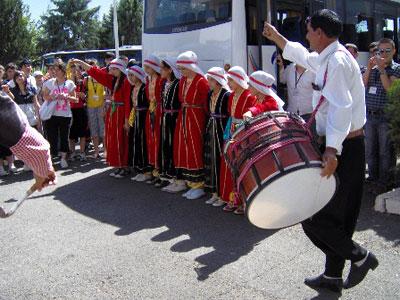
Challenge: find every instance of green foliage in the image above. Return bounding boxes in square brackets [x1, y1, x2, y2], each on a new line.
[0, 0, 38, 64]
[37, 0, 101, 53]
[99, 0, 143, 49]
[385, 79, 400, 152]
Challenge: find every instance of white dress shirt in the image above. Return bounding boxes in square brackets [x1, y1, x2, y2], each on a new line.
[280, 63, 315, 115]
[283, 40, 366, 154]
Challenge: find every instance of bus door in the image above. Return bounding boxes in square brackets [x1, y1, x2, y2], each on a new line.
[246, 0, 264, 74]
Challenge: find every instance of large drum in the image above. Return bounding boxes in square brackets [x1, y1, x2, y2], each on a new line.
[224, 111, 337, 229]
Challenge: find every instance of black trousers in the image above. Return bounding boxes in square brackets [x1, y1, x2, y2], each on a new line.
[302, 136, 367, 277]
[45, 116, 71, 156]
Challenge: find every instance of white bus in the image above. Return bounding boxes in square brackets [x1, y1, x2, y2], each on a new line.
[41, 45, 142, 68]
[142, 0, 400, 76]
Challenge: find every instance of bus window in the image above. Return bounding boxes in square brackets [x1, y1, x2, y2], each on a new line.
[276, 0, 307, 46]
[144, 0, 232, 34]
[342, 0, 373, 52]
[383, 18, 395, 40]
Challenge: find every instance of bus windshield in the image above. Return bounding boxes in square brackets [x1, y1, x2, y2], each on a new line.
[144, 0, 232, 34]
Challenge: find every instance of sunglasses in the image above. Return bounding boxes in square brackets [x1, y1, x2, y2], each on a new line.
[377, 48, 392, 54]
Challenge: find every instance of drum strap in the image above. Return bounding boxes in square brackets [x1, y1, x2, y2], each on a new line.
[306, 49, 348, 133]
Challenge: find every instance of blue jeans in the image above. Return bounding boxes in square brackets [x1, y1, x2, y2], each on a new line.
[365, 114, 396, 184]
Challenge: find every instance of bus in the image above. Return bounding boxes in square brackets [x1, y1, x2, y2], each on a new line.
[41, 45, 142, 68]
[142, 0, 400, 76]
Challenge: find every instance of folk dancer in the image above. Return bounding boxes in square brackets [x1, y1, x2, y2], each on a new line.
[203, 67, 230, 207]
[126, 65, 152, 182]
[174, 51, 210, 200]
[158, 58, 185, 192]
[143, 55, 165, 185]
[219, 66, 256, 214]
[72, 58, 131, 178]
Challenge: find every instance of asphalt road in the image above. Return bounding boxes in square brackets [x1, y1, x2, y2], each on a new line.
[0, 158, 399, 300]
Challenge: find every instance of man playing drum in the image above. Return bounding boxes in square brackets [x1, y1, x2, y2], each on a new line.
[263, 9, 377, 294]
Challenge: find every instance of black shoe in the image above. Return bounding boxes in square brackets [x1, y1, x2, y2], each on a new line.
[344, 252, 379, 289]
[304, 274, 343, 294]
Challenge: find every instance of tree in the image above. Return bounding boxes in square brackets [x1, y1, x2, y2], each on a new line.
[0, 0, 38, 64]
[37, 0, 101, 53]
[99, 0, 143, 49]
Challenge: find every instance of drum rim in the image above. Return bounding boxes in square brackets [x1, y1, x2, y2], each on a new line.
[232, 111, 305, 139]
[243, 163, 339, 230]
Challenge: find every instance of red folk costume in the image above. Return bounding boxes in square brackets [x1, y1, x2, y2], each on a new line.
[173, 73, 209, 182]
[248, 95, 278, 116]
[87, 62, 130, 168]
[145, 74, 165, 169]
[219, 89, 256, 205]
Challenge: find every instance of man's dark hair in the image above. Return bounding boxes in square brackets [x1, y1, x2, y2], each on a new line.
[368, 41, 378, 50]
[309, 9, 343, 38]
[378, 38, 396, 49]
[105, 52, 116, 59]
[5, 62, 17, 71]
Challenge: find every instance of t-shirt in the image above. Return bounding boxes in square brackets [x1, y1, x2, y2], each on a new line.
[43, 78, 76, 118]
[86, 77, 105, 108]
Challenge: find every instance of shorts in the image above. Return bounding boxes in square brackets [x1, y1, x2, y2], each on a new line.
[87, 107, 105, 138]
[69, 108, 89, 141]
[0, 145, 12, 159]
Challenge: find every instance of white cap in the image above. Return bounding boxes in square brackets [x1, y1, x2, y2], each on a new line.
[162, 57, 181, 79]
[127, 65, 146, 84]
[176, 51, 204, 76]
[206, 67, 228, 89]
[109, 58, 128, 74]
[227, 66, 249, 89]
[249, 71, 285, 111]
[33, 71, 43, 77]
[144, 54, 161, 74]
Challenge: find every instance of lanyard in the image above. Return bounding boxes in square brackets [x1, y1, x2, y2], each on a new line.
[294, 69, 305, 89]
[91, 78, 99, 95]
[55, 79, 66, 95]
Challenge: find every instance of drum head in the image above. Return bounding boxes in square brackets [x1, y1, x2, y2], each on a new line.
[246, 167, 337, 229]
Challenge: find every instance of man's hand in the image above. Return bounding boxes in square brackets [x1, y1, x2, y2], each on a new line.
[321, 147, 338, 178]
[243, 111, 254, 121]
[367, 57, 377, 70]
[262, 22, 288, 51]
[34, 169, 57, 191]
[374, 56, 386, 72]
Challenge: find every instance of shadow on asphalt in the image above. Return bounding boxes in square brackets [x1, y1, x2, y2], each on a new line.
[52, 170, 278, 281]
[356, 190, 400, 247]
[50, 170, 400, 281]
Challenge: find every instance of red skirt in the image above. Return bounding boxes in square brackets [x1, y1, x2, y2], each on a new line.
[145, 107, 162, 169]
[104, 106, 129, 167]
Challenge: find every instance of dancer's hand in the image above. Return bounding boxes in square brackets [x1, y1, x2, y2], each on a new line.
[321, 147, 338, 178]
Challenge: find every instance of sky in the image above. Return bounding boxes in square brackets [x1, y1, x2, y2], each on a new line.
[23, 0, 111, 22]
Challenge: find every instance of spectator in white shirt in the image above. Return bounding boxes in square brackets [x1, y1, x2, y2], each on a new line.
[277, 54, 316, 121]
[263, 9, 377, 294]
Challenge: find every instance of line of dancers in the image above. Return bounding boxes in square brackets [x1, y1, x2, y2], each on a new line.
[72, 51, 284, 215]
